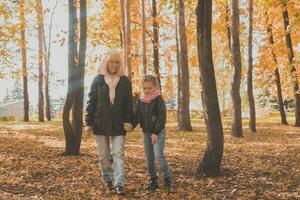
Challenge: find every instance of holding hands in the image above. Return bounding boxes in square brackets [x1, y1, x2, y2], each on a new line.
[85, 126, 92, 136]
[151, 134, 158, 144]
[85, 126, 93, 136]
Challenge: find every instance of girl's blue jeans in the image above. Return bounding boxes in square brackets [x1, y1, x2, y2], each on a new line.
[143, 129, 171, 179]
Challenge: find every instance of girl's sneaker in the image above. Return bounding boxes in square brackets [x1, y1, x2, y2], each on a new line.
[145, 178, 158, 191]
[104, 181, 114, 191]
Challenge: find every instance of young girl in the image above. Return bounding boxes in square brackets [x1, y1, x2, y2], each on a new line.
[132, 75, 172, 191]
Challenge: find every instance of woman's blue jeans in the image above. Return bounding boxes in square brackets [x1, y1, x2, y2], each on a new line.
[95, 135, 125, 187]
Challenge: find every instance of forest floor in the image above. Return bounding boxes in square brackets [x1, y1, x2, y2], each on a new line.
[0, 118, 299, 200]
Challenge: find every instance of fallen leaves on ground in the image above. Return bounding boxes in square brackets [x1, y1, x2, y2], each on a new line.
[0, 120, 299, 199]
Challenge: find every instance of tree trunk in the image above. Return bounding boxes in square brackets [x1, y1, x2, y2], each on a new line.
[119, 0, 126, 64]
[43, 37, 51, 121]
[247, 0, 256, 132]
[275, 69, 288, 124]
[63, 0, 78, 155]
[41, 0, 50, 121]
[19, 0, 29, 121]
[62, 0, 87, 155]
[224, 2, 231, 112]
[73, 0, 87, 154]
[152, 0, 161, 90]
[265, 11, 288, 125]
[141, 0, 147, 75]
[196, 0, 224, 177]
[281, 1, 300, 126]
[175, 14, 181, 127]
[177, 0, 192, 131]
[43, 0, 57, 121]
[225, 3, 231, 51]
[36, 0, 44, 122]
[230, 0, 242, 137]
[125, 0, 132, 79]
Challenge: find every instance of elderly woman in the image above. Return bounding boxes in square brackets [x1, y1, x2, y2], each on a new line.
[85, 51, 133, 195]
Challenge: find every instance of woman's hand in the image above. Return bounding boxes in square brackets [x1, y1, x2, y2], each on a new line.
[123, 123, 133, 132]
[85, 126, 92, 136]
[151, 134, 158, 144]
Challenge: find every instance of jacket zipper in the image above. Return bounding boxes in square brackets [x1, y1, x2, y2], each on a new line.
[145, 103, 148, 132]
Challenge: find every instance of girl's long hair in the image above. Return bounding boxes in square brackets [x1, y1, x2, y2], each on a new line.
[98, 51, 126, 76]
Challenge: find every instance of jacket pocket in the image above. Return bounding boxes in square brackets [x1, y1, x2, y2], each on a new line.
[94, 109, 105, 130]
[115, 115, 125, 132]
[152, 115, 157, 122]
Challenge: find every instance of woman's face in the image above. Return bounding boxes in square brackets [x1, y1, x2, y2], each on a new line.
[142, 81, 156, 95]
[107, 56, 120, 75]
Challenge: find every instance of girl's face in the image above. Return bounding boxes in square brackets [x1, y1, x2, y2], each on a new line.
[142, 81, 156, 95]
[107, 56, 120, 75]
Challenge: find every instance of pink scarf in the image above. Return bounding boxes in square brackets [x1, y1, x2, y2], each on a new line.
[104, 75, 120, 105]
[140, 90, 161, 104]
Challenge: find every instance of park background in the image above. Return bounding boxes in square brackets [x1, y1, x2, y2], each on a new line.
[0, 0, 299, 199]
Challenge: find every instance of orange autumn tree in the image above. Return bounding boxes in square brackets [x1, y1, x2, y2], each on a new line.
[88, 0, 175, 99]
[256, 0, 300, 124]
[1, 0, 36, 120]
[0, 1, 20, 78]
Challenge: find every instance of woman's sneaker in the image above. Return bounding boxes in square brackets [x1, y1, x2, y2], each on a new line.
[116, 185, 125, 195]
[163, 178, 173, 191]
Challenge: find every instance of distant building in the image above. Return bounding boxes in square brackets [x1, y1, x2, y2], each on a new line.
[0, 100, 24, 117]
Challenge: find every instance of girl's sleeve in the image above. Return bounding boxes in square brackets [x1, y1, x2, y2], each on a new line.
[153, 96, 166, 135]
[85, 76, 98, 126]
[132, 99, 140, 129]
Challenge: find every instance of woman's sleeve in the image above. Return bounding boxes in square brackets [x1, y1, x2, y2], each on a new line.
[153, 96, 166, 135]
[85, 76, 98, 126]
[124, 78, 134, 125]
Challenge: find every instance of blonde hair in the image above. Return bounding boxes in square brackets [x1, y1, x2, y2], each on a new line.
[142, 74, 159, 89]
[98, 51, 126, 76]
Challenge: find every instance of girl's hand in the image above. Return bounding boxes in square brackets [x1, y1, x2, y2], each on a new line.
[85, 126, 92, 136]
[151, 134, 158, 144]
